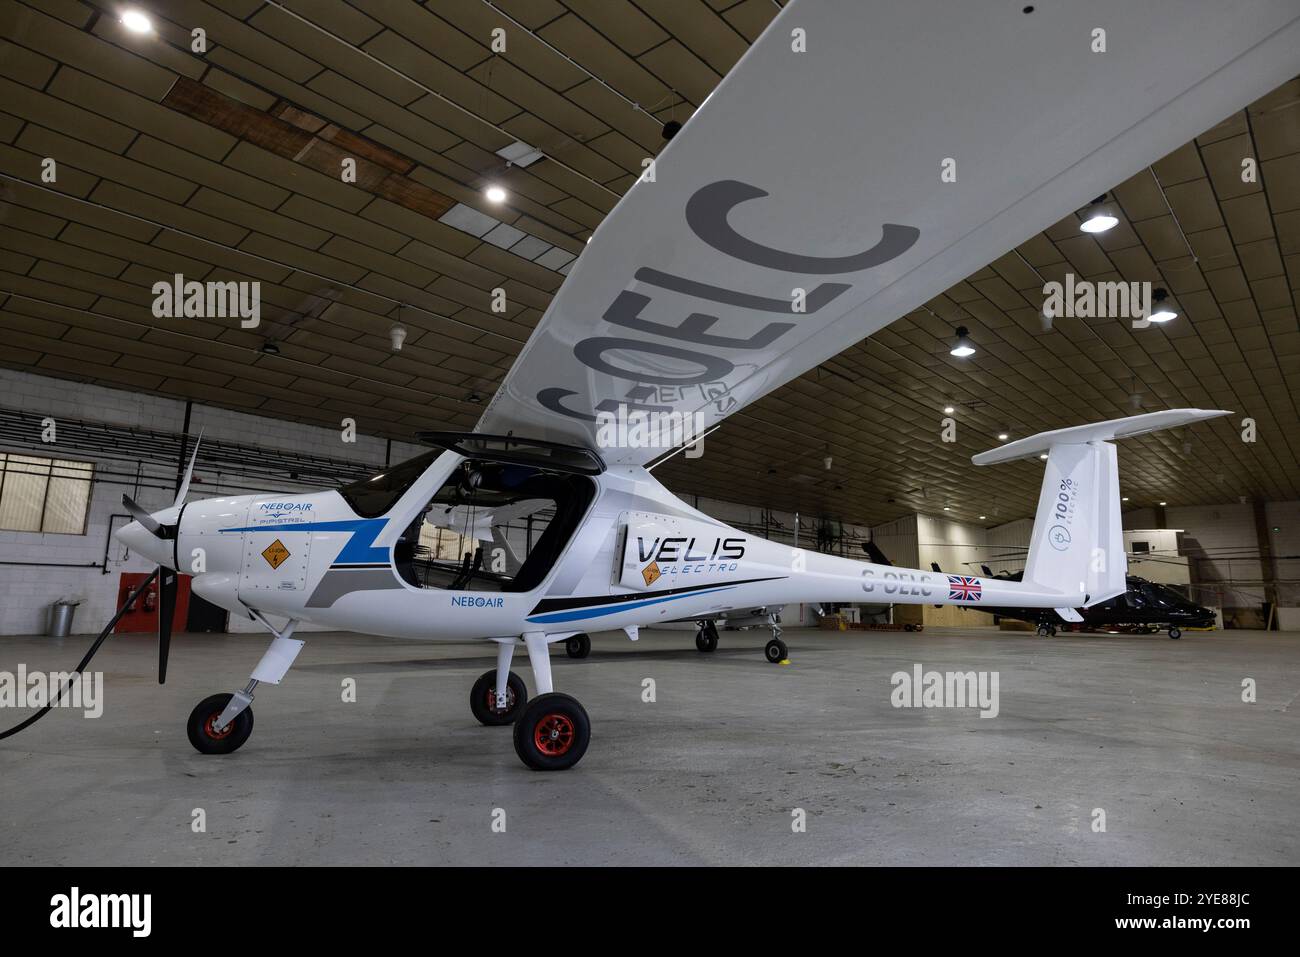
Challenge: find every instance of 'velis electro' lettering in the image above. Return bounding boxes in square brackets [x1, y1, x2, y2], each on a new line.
[637, 536, 745, 563]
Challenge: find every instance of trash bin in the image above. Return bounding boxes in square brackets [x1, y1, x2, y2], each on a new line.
[47, 599, 81, 638]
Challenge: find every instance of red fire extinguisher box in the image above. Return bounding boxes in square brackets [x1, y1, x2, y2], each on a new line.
[115, 572, 191, 634]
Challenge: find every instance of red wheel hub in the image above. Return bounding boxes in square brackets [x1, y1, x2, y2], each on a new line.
[533, 713, 575, 756]
[204, 712, 233, 740]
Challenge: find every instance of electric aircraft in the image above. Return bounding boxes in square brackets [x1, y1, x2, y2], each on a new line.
[114, 0, 1300, 770]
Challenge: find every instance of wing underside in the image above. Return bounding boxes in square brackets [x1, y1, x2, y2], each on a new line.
[477, 0, 1300, 466]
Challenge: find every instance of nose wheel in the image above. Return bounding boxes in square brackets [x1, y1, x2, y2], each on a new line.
[187, 693, 254, 755]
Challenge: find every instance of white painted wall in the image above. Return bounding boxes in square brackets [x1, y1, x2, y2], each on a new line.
[1265, 501, 1300, 608]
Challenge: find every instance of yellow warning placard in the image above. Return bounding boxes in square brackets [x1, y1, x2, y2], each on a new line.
[641, 561, 661, 587]
[262, 538, 291, 569]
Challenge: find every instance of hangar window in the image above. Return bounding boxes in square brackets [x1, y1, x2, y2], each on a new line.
[395, 460, 594, 593]
[0, 453, 94, 534]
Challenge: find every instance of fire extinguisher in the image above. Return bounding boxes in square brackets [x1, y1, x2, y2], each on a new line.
[143, 586, 157, 614]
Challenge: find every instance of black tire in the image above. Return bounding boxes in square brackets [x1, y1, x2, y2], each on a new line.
[513, 693, 590, 771]
[565, 633, 591, 659]
[470, 669, 527, 725]
[1168, 626, 1181, 640]
[764, 638, 788, 663]
[187, 693, 253, 755]
[1037, 624, 1051, 637]
[695, 624, 718, 652]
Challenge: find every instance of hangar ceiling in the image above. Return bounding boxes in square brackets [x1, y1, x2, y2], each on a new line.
[0, 0, 1298, 527]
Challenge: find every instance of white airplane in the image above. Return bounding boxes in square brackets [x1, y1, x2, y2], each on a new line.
[114, 0, 1299, 770]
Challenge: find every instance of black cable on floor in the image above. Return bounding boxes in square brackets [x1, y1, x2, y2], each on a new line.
[0, 569, 159, 741]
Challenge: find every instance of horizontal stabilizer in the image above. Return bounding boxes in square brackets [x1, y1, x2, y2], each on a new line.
[972, 409, 1231, 466]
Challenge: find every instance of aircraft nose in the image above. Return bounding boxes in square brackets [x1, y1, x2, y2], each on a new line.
[116, 519, 172, 568]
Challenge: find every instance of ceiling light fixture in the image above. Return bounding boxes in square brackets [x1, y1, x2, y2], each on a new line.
[389, 323, 407, 351]
[1080, 195, 1118, 233]
[120, 9, 153, 33]
[484, 185, 507, 204]
[979, 515, 986, 520]
[1159, 501, 1167, 506]
[259, 340, 280, 355]
[943, 405, 955, 414]
[997, 432, 1009, 441]
[1149, 288, 1178, 323]
[949, 326, 976, 357]
[1039, 453, 1049, 460]
[1122, 496, 1130, 502]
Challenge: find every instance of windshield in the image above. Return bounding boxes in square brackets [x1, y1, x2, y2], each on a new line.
[338, 451, 439, 518]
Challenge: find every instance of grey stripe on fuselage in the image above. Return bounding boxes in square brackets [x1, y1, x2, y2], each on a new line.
[306, 567, 405, 608]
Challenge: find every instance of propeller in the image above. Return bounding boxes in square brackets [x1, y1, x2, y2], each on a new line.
[121, 495, 164, 535]
[157, 566, 177, 683]
[120, 433, 202, 684]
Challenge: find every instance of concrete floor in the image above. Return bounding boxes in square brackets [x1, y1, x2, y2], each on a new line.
[1, 624, 1297, 866]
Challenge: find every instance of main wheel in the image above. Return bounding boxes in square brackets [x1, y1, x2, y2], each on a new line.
[470, 669, 527, 725]
[695, 622, 718, 653]
[187, 693, 253, 755]
[513, 693, 591, 771]
[764, 638, 788, 663]
[565, 633, 591, 659]
[1168, 626, 1181, 640]
[1036, 624, 1052, 637]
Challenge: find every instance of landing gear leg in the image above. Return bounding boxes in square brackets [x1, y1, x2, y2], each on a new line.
[513, 631, 590, 771]
[470, 639, 527, 725]
[189, 615, 301, 755]
[764, 615, 788, 664]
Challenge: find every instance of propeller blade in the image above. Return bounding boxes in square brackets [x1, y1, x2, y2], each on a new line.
[122, 494, 163, 535]
[157, 566, 177, 684]
[173, 431, 203, 509]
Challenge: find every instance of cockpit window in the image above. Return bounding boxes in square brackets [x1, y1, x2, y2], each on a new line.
[395, 460, 594, 593]
[338, 451, 439, 518]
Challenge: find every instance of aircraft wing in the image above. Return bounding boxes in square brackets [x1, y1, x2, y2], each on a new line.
[476, 0, 1300, 466]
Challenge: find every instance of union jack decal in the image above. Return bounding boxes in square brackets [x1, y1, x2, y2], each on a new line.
[947, 575, 982, 601]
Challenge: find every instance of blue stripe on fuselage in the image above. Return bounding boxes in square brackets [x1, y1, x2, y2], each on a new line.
[524, 586, 737, 624]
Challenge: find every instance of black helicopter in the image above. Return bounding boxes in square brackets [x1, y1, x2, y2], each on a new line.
[963, 566, 1215, 639]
